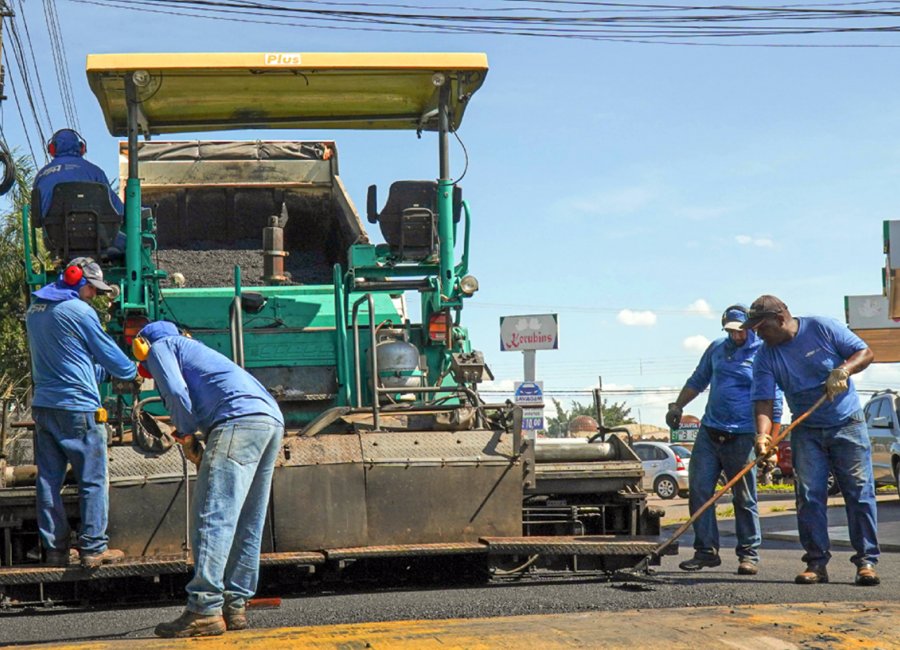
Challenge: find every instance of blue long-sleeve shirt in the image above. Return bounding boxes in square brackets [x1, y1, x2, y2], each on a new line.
[26, 282, 136, 411]
[140, 321, 283, 435]
[686, 330, 782, 434]
[751, 316, 867, 427]
[34, 130, 123, 220]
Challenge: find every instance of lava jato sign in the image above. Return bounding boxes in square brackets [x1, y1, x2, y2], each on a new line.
[515, 381, 544, 430]
[500, 314, 559, 351]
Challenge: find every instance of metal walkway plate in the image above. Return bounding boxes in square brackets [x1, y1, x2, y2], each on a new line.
[480, 535, 676, 556]
[0, 555, 192, 585]
[0, 551, 326, 585]
[326, 542, 487, 560]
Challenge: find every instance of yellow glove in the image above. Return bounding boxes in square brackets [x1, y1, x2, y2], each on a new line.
[754, 433, 772, 459]
[825, 367, 850, 401]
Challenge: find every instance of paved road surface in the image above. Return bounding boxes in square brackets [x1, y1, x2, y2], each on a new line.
[1, 497, 897, 647]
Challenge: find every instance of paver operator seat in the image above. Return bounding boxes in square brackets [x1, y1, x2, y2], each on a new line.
[32, 182, 122, 261]
[367, 180, 463, 262]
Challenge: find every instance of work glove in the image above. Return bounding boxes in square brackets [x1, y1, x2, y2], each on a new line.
[754, 433, 772, 460]
[178, 434, 204, 469]
[825, 367, 850, 401]
[131, 373, 144, 391]
[665, 403, 683, 430]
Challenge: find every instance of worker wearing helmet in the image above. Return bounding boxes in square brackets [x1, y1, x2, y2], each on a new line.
[25, 257, 139, 569]
[666, 305, 782, 576]
[745, 295, 880, 586]
[135, 321, 284, 638]
[33, 129, 123, 221]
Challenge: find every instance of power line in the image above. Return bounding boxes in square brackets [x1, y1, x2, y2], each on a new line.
[12, 0, 54, 134]
[42, 0, 80, 130]
[1, 48, 38, 166]
[64, 0, 900, 46]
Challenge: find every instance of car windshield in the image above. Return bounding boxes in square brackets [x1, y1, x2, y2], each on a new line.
[670, 445, 691, 458]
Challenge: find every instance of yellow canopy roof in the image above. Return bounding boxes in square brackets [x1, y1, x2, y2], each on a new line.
[86, 52, 488, 135]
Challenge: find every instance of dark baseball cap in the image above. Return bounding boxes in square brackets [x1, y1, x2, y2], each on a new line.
[68, 256, 113, 292]
[741, 295, 788, 329]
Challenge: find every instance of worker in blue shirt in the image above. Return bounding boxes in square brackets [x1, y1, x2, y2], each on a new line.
[26, 257, 138, 568]
[134, 321, 284, 638]
[33, 129, 123, 220]
[746, 295, 880, 587]
[666, 305, 781, 575]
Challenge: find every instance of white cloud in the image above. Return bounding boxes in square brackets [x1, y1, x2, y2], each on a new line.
[617, 309, 657, 327]
[674, 205, 734, 221]
[479, 378, 517, 393]
[686, 299, 714, 318]
[683, 335, 711, 353]
[566, 186, 657, 216]
[735, 234, 775, 248]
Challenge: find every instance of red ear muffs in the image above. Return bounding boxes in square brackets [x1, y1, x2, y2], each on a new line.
[47, 130, 86, 157]
[63, 265, 84, 285]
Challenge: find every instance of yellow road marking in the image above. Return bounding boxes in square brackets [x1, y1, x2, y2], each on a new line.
[18, 601, 900, 649]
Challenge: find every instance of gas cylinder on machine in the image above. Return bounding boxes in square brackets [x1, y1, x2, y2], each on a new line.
[375, 330, 424, 393]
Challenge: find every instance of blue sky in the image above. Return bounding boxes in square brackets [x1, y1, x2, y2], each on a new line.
[3, 1, 900, 427]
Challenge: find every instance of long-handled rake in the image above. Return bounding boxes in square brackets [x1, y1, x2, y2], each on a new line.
[625, 393, 828, 575]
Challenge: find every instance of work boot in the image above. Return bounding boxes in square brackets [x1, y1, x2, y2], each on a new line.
[45, 548, 78, 567]
[154, 610, 226, 638]
[855, 563, 880, 586]
[80, 548, 125, 569]
[794, 564, 829, 584]
[224, 605, 248, 631]
[737, 559, 759, 576]
[678, 553, 722, 571]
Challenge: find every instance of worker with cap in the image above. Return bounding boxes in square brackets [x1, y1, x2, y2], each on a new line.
[666, 305, 781, 575]
[134, 321, 284, 638]
[745, 295, 880, 586]
[33, 128, 123, 221]
[25, 257, 139, 568]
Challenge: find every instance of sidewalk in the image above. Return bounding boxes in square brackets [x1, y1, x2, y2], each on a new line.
[697, 493, 900, 552]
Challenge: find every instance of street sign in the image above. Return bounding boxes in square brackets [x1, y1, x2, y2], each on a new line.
[845, 294, 900, 362]
[522, 408, 544, 431]
[671, 423, 700, 444]
[514, 381, 544, 430]
[514, 381, 543, 405]
[500, 314, 559, 351]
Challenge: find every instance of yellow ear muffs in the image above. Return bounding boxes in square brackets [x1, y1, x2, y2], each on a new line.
[132, 335, 151, 361]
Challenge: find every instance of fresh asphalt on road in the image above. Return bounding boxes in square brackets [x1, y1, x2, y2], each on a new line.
[1, 495, 898, 646]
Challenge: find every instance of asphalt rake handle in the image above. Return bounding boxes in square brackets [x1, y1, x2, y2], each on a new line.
[630, 393, 829, 573]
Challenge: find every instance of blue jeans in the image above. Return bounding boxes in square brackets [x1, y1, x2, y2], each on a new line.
[791, 411, 879, 568]
[688, 426, 761, 561]
[33, 407, 110, 555]
[187, 414, 284, 616]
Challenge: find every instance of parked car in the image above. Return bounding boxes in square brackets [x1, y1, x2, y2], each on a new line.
[632, 441, 690, 499]
[776, 391, 900, 498]
[777, 432, 841, 496]
[862, 390, 900, 498]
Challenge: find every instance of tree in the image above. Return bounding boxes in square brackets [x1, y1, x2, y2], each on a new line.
[545, 398, 635, 438]
[0, 153, 36, 385]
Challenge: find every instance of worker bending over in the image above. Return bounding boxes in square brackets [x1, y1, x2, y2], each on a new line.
[135, 321, 284, 638]
[745, 295, 880, 586]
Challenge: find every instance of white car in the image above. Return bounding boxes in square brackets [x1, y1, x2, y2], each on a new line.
[632, 441, 691, 499]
